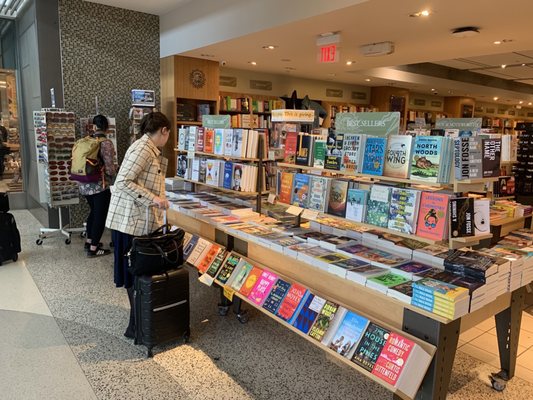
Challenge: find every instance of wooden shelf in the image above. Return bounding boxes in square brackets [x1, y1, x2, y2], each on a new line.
[493, 195, 516, 200]
[490, 215, 527, 227]
[219, 109, 250, 114]
[448, 233, 493, 249]
[174, 176, 268, 196]
[174, 149, 263, 162]
[276, 163, 450, 188]
[177, 120, 202, 126]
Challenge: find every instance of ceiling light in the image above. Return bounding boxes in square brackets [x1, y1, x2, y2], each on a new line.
[522, 63, 527, 66]
[431, 88, 436, 91]
[410, 9, 431, 17]
[451, 26, 480, 38]
[493, 97, 499, 101]
[520, 101, 524, 104]
[529, 102, 533, 106]
[365, 78, 371, 82]
[248, 61, 257, 65]
[346, 61, 354, 65]
[501, 64, 507, 69]
[494, 40, 501, 45]
[262, 45, 277, 50]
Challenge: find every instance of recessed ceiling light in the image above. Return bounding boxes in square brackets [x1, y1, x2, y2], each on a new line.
[346, 61, 354, 65]
[520, 101, 524, 104]
[431, 88, 436, 91]
[409, 9, 431, 17]
[262, 45, 277, 50]
[493, 97, 499, 101]
[529, 102, 532, 106]
[248, 61, 257, 65]
[522, 63, 527, 66]
[365, 78, 371, 82]
[501, 64, 507, 69]
[494, 40, 501, 45]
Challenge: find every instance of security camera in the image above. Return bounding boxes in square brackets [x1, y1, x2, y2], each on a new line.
[220, 60, 227, 66]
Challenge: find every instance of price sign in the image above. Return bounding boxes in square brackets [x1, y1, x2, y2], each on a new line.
[301, 209, 319, 221]
[286, 205, 304, 216]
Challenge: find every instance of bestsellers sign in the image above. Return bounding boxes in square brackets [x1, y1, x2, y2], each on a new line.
[335, 112, 400, 136]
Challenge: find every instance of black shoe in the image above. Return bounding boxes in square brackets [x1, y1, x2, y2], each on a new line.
[87, 247, 111, 258]
[84, 242, 103, 251]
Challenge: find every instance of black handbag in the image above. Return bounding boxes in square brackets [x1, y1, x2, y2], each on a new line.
[128, 208, 185, 276]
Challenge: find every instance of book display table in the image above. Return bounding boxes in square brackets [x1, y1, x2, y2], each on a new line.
[167, 207, 527, 399]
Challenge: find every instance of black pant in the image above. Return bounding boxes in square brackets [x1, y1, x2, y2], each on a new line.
[85, 189, 111, 247]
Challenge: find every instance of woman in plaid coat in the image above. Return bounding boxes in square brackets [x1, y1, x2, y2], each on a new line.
[105, 112, 171, 338]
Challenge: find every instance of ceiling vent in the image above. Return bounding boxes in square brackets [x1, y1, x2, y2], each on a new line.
[451, 26, 480, 38]
[359, 41, 395, 57]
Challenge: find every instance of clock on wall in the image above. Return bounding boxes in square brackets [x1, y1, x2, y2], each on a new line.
[189, 69, 206, 89]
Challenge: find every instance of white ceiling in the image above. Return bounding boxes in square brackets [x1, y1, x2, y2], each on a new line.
[87, 0, 533, 105]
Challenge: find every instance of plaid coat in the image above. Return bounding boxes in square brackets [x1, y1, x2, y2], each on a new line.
[105, 134, 168, 236]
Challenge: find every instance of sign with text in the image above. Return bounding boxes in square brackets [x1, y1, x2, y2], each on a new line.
[435, 118, 482, 132]
[271, 109, 315, 122]
[335, 112, 401, 136]
[202, 114, 231, 129]
[319, 44, 338, 63]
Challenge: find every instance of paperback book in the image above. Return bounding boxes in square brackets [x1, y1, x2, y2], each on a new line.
[362, 137, 387, 175]
[387, 188, 421, 234]
[366, 273, 410, 294]
[308, 300, 339, 342]
[365, 185, 392, 228]
[409, 136, 443, 183]
[372, 332, 415, 386]
[449, 197, 474, 238]
[341, 133, 366, 174]
[238, 266, 263, 297]
[276, 283, 308, 321]
[416, 192, 449, 241]
[295, 133, 314, 166]
[351, 322, 391, 372]
[325, 311, 369, 359]
[248, 270, 279, 305]
[262, 278, 291, 314]
[279, 172, 295, 204]
[307, 176, 331, 212]
[383, 135, 413, 178]
[345, 189, 369, 223]
[327, 179, 350, 217]
[292, 173, 310, 208]
[292, 294, 326, 334]
[216, 253, 242, 284]
[325, 132, 343, 170]
[313, 139, 327, 168]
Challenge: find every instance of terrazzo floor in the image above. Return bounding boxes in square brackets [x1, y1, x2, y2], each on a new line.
[2, 209, 533, 399]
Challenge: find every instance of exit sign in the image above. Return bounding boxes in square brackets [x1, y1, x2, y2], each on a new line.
[319, 44, 338, 63]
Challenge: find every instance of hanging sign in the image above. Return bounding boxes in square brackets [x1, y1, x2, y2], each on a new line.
[271, 109, 315, 122]
[335, 112, 401, 136]
[435, 118, 482, 135]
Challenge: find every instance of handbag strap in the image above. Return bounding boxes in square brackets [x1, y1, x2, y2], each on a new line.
[153, 240, 179, 264]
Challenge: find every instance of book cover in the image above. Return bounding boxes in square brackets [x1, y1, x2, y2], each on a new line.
[325, 132, 343, 170]
[392, 261, 433, 280]
[232, 128, 244, 157]
[223, 161, 233, 189]
[204, 128, 215, 153]
[341, 133, 364, 174]
[362, 137, 386, 176]
[413, 278, 469, 301]
[279, 172, 295, 204]
[205, 159, 220, 186]
[482, 138, 501, 178]
[182, 235, 199, 260]
[196, 244, 222, 274]
[473, 199, 490, 236]
[238, 266, 263, 297]
[295, 133, 313, 166]
[366, 273, 410, 292]
[308, 300, 339, 342]
[327, 179, 349, 217]
[177, 154, 188, 178]
[387, 188, 421, 234]
[386, 281, 414, 303]
[365, 185, 392, 228]
[292, 294, 326, 334]
[205, 250, 228, 278]
[228, 260, 254, 291]
[248, 270, 279, 305]
[190, 158, 200, 181]
[232, 164, 243, 191]
[216, 253, 242, 284]
[383, 135, 413, 178]
[307, 176, 330, 212]
[416, 192, 449, 241]
[449, 197, 474, 238]
[409, 136, 442, 182]
[198, 158, 207, 183]
[345, 189, 369, 223]
[192, 127, 203, 152]
[351, 322, 391, 372]
[292, 173, 310, 208]
[372, 332, 415, 386]
[222, 128, 233, 156]
[284, 131, 298, 163]
[313, 139, 327, 168]
[327, 311, 369, 358]
[262, 278, 291, 314]
[276, 283, 308, 321]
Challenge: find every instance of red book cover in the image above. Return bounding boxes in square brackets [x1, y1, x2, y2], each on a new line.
[238, 266, 263, 297]
[416, 192, 449, 240]
[276, 283, 307, 321]
[371, 332, 414, 386]
[284, 131, 298, 163]
[197, 244, 221, 274]
[195, 127, 205, 152]
[279, 171, 294, 204]
[204, 128, 215, 153]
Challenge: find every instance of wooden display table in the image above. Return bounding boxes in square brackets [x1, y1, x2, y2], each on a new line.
[168, 208, 526, 399]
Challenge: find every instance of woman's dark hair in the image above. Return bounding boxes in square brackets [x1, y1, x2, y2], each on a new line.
[140, 112, 171, 135]
[93, 114, 109, 131]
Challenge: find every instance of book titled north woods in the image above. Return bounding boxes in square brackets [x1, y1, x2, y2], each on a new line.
[409, 136, 442, 182]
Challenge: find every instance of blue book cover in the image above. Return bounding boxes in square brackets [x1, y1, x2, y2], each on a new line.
[327, 311, 369, 358]
[223, 161, 233, 189]
[292, 173, 310, 208]
[288, 291, 311, 325]
[361, 137, 386, 176]
[183, 235, 199, 259]
[292, 294, 326, 333]
[262, 278, 291, 314]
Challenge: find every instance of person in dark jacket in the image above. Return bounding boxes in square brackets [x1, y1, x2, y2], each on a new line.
[0, 126, 10, 177]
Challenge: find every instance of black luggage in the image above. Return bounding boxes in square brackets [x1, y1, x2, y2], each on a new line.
[134, 267, 190, 357]
[0, 212, 21, 265]
[0, 192, 9, 212]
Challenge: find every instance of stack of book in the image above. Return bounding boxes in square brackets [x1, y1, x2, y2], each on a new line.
[412, 278, 470, 319]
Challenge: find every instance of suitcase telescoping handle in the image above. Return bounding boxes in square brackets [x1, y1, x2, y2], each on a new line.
[144, 203, 168, 235]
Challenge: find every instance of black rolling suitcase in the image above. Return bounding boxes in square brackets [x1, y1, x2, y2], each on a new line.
[0, 193, 21, 265]
[134, 267, 190, 357]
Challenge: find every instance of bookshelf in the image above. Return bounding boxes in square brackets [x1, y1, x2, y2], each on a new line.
[219, 91, 284, 129]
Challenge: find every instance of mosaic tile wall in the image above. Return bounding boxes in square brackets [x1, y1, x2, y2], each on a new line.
[58, 0, 160, 227]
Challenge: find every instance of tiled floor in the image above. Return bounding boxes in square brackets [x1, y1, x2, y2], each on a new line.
[3, 209, 533, 399]
[458, 306, 533, 383]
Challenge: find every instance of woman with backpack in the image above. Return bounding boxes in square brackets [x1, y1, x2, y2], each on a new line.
[78, 114, 117, 257]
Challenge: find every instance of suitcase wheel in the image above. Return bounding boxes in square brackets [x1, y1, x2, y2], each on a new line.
[183, 329, 191, 343]
[65, 238, 71, 245]
[12, 254, 17, 262]
[218, 304, 230, 316]
[237, 311, 249, 324]
[36, 239, 43, 245]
